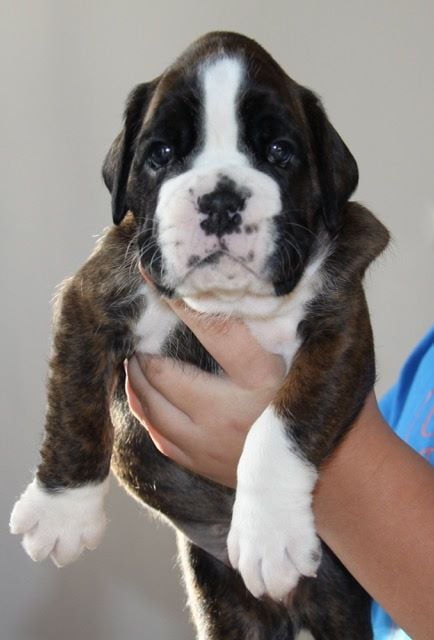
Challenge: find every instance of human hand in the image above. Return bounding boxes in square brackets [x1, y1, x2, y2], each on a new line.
[125, 300, 286, 487]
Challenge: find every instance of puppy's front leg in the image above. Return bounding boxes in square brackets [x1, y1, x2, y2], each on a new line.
[10, 271, 127, 566]
[227, 405, 321, 600]
[227, 310, 374, 601]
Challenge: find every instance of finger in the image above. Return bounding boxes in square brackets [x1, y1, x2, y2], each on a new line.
[126, 362, 193, 465]
[146, 421, 198, 470]
[125, 364, 148, 424]
[162, 299, 286, 389]
[125, 375, 185, 461]
[125, 373, 173, 457]
[126, 356, 198, 453]
[128, 355, 265, 424]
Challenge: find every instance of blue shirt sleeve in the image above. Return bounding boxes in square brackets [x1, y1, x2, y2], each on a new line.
[372, 324, 434, 639]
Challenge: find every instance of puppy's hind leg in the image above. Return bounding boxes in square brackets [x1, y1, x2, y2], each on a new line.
[178, 536, 296, 640]
[292, 549, 373, 640]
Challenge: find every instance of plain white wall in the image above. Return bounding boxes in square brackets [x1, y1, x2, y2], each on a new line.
[1, 1, 433, 639]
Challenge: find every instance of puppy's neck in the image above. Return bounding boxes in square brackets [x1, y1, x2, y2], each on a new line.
[182, 248, 328, 369]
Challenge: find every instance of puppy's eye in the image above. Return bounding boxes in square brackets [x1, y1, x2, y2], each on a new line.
[266, 140, 295, 167]
[148, 142, 174, 170]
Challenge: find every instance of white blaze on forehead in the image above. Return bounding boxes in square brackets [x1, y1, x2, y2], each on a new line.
[196, 57, 246, 165]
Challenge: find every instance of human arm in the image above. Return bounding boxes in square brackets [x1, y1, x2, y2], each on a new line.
[314, 393, 434, 640]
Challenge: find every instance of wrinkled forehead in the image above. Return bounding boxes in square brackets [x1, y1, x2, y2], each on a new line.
[144, 49, 303, 139]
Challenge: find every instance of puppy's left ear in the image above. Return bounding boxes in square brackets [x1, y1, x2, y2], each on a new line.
[302, 89, 359, 235]
[103, 81, 156, 225]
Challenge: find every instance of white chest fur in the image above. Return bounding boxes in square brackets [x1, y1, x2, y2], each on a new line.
[241, 250, 326, 369]
[134, 285, 178, 354]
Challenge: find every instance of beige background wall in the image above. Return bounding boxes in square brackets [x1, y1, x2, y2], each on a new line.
[1, 1, 433, 639]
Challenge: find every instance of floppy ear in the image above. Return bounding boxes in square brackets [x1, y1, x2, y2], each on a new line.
[302, 89, 359, 235]
[102, 82, 154, 225]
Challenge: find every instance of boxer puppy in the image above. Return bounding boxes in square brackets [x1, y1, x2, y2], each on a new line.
[11, 32, 389, 639]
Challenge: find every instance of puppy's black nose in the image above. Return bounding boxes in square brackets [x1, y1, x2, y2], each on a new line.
[198, 188, 245, 237]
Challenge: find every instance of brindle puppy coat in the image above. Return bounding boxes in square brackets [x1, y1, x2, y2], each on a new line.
[11, 32, 389, 639]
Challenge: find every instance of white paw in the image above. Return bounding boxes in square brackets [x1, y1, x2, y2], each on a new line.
[10, 478, 109, 567]
[227, 405, 322, 601]
[227, 488, 321, 600]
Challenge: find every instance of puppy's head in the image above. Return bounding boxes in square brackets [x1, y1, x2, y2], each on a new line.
[103, 32, 358, 314]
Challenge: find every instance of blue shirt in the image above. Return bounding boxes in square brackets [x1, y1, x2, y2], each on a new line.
[372, 325, 434, 639]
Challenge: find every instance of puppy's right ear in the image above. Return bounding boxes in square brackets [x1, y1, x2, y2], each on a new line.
[102, 82, 155, 225]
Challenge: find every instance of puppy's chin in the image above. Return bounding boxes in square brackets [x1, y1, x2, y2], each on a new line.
[177, 257, 267, 293]
[180, 290, 289, 318]
[171, 261, 285, 318]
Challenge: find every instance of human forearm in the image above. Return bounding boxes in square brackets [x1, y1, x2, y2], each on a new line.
[314, 393, 434, 640]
